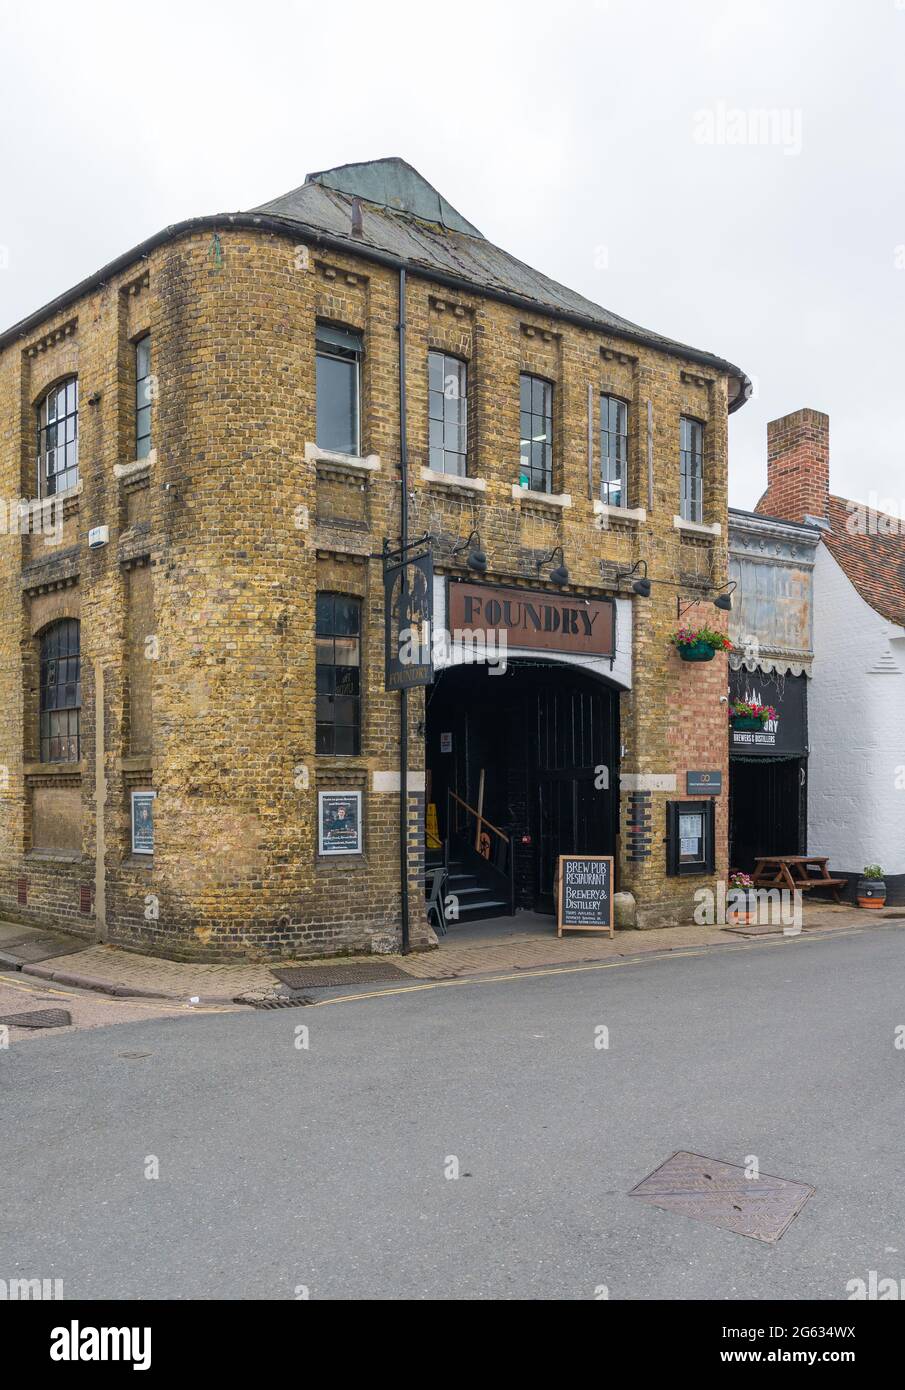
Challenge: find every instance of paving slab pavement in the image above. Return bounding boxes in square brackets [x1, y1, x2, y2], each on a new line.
[0, 900, 890, 1006]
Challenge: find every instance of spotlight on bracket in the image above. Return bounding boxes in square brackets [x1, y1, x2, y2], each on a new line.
[536, 545, 569, 587]
[452, 529, 488, 575]
[713, 581, 736, 612]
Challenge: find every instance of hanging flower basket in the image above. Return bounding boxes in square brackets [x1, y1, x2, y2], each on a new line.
[671, 626, 732, 663]
[729, 700, 777, 731]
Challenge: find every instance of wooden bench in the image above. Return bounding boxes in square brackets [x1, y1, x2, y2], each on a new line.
[752, 855, 847, 904]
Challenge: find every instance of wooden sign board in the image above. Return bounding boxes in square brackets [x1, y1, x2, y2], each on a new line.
[556, 855, 614, 937]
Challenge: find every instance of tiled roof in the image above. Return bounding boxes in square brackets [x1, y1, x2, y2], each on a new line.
[824, 494, 905, 626]
[253, 159, 750, 403]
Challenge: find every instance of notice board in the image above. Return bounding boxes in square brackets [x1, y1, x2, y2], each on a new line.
[556, 855, 614, 937]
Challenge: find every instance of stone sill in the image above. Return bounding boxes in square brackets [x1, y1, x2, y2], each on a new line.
[419, 467, 486, 495]
[673, 516, 722, 537]
[511, 484, 572, 509]
[24, 760, 86, 779]
[122, 856, 154, 868]
[114, 452, 156, 483]
[117, 756, 156, 774]
[593, 500, 647, 525]
[25, 848, 84, 864]
[306, 443, 381, 476]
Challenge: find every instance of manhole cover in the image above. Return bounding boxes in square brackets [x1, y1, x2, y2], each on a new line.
[0, 1008, 72, 1029]
[628, 1150, 814, 1243]
[272, 962, 410, 988]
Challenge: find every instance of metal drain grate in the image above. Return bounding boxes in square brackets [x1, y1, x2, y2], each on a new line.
[271, 962, 410, 988]
[0, 1008, 72, 1029]
[235, 994, 315, 1009]
[629, 1150, 814, 1243]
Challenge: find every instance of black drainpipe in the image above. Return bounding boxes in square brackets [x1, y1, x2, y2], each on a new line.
[398, 268, 410, 954]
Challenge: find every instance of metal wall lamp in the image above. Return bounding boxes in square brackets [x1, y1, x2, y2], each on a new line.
[535, 545, 569, 587]
[616, 561, 735, 615]
[451, 529, 488, 574]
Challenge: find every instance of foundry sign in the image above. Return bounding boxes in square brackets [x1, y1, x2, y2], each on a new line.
[448, 581, 615, 658]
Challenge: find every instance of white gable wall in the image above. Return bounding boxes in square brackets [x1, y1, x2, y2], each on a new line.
[809, 543, 905, 878]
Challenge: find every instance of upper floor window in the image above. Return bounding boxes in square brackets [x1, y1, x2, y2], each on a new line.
[680, 416, 704, 523]
[40, 619, 81, 763]
[600, 395, 628, 507]
[316, 593, 361, 755]
[37, 378, 78, 497]
[428, 351, 467, 476]
[316, 324, 362, 456]
[519, 374, 553, 493]
[135, 336, 152, 460]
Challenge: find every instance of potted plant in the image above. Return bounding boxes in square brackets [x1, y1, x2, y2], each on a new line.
[727, 871, 756, 925]
[856, 864, 886, 909]
[670, 626, 732, 663]
[729, 699, 778, 731]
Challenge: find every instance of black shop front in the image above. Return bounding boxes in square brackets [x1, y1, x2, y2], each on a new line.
[425, 582, 621, 922]
[728, 668, 809, 873]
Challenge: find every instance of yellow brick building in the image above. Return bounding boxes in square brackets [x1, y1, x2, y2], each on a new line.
[0, 158, 749, 959]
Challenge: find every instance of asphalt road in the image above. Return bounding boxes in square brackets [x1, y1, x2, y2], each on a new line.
[2, 926, 904, 1300]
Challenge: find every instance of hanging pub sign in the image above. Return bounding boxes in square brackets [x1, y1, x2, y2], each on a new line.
[384, 545, 433, 690]
[729, 669, 808, 757]
[448, 581, 615, 659]
[556, 855, 614, 937]
[318, 790, 363, 856]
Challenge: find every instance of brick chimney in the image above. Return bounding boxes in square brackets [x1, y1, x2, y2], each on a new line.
[757, 408, 830, 525]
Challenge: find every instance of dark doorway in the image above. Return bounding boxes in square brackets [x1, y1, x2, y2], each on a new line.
[729, 757, 807, 873]
[426, 661, 620, 918]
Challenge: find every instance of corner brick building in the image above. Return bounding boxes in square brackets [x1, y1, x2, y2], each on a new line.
[0, 158, 750, 959]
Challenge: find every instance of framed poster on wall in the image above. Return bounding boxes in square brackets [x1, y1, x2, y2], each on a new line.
[131, 790, 156, 856]
[318, 790, 363, 856]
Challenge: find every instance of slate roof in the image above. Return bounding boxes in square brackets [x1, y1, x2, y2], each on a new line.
[823, 494, 905, 626]
[254, 159, 749, 406]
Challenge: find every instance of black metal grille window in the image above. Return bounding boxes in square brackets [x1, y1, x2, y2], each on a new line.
[40, 619, 81, 763]
[316, 324, 362, 455]
[135, 335, 152, 460]
[519, 374, 553, 493]
[680, 415, 704, 523]
[600, 394, 628, 507]
[428, 351, 467, 476]
[316, 594, 361, 755]
[37, 378, 79, 497]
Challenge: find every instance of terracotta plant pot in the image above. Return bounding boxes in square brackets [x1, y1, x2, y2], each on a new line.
[678, 640, 716, 662]
[856, 877, 886, 909]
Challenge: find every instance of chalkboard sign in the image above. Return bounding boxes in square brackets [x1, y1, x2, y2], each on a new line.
[556, 855, 614, 937]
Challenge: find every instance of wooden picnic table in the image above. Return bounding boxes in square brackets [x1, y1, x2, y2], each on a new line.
[751, 855, 847, 903]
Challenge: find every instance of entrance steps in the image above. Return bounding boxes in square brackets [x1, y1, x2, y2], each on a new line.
[425, 853, 509, 922]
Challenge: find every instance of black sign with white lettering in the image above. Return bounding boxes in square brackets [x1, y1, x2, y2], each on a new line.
[556, 855, 614, 937]
[687, 770, 723, 796]
[729, 670, 808, 757]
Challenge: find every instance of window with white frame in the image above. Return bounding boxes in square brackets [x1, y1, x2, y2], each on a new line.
[37, 378, 79, 497]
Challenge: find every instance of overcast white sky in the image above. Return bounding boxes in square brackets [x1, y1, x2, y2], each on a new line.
[1, 0, 903, 509]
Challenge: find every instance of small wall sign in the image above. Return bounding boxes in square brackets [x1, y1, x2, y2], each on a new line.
[318, 790, 363, 856]
[556, 855, 614, 937]
[131, 790, 156, 855]
[686, 770, 722, 796]
[440, 732, 452, 753]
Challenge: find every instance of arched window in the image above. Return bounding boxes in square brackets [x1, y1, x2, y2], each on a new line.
[40, 620, 81, 763]
[37, 378, 79, 497]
